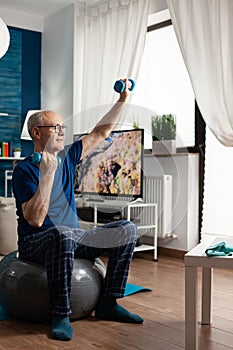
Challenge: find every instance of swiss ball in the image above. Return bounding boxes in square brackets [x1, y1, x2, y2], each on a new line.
[0, 251, 106, 322]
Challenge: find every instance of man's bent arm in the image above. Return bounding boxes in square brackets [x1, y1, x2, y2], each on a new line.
[22, 152, 58, 227]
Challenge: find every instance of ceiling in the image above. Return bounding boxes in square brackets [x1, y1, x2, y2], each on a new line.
[0, 0, 95, 18]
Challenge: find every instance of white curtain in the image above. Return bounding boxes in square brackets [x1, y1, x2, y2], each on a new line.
[166, 0, 233, 146]
[166, 0, 233, 238]
[74, 0, 150, 134]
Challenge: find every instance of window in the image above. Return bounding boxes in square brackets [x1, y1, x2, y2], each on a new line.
[131, 11, 195, 149]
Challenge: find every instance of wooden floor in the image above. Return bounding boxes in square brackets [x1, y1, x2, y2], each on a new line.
[1, 252, 233, 350]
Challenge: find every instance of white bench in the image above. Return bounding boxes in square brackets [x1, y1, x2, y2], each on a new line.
[184, 236, 233, 350]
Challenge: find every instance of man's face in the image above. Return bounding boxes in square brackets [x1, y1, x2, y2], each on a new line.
[35, 112, 66, 153]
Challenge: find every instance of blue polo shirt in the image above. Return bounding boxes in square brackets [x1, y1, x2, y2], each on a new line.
[12, 140, 83, 246]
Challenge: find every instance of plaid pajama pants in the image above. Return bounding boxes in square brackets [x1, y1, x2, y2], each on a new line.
[18, 220, 138, 317]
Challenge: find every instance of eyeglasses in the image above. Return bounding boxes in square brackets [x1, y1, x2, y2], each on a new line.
[36, 125, 67, 133]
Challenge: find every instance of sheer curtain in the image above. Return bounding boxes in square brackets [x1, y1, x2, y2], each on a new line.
[74, 0, 150, 134]
[166, 0, 233, 238]
[166, 0, 233, 146]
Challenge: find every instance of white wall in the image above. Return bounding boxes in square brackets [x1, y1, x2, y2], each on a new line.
[41, 4, 75, 144]
[149, 0, 168, 14]
[202, 128, 233, 237]
[0, 7, 43, 32]
[144, 154, 199, 251]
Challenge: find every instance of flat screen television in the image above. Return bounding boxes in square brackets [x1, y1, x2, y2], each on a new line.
[73, 129, 144, 201]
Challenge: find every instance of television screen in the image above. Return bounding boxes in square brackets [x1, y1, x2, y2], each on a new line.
[73, 129, 144, 200]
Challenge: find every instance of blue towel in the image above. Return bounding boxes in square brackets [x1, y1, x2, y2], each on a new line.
[205, 241, 233, 257]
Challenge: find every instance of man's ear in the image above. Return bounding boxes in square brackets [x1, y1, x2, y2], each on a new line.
[32, 127, 41, 141]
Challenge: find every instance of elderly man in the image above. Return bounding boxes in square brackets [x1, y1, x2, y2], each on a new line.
[12, 79, 143, 341]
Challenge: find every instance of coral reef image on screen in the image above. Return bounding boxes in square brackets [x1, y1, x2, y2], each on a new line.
[74, 129, 144, 198]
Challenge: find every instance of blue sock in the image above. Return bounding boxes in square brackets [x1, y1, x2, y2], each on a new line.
[51, 315, 73, 341]
[95, 297, 143, 324]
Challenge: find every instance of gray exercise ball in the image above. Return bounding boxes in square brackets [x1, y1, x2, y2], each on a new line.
[0, 251, 106, 322]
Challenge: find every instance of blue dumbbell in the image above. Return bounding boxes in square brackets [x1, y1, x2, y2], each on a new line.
[32, 152, 62, 166]
[113, 79, 136, 93]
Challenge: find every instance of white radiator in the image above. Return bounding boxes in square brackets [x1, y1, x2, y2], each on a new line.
[143, 175, 172, 238]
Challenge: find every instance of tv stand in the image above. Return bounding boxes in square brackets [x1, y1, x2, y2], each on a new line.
[77, 199, 158, 260]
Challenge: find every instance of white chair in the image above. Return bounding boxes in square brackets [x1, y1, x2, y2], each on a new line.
[4, 170, 13, 197]
[184, 236, 233, 350]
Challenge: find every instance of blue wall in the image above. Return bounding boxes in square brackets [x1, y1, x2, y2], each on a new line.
[0, 26, 41, 196]
[21, 27, 41, 157]
[0, 28, 22, 148]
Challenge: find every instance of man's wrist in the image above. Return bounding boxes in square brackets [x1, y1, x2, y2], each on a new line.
[118, 95, 128, 103]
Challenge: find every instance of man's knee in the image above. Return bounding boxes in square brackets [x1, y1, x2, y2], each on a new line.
[122, 220, 138, 237]
[115, 220, 138, 247]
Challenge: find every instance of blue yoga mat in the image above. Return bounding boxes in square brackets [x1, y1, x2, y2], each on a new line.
[0, 306, 11, 321]
[124, 283, 152, 296]
[0, 283, 152, 320]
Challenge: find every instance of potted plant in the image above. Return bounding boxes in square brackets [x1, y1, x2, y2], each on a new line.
[151, 114, 176, 155]
[13, 147, 21, 158]
[132, 117, 140, 129]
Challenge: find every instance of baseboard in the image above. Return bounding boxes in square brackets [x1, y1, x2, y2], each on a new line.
[140, 235, 187, 259]
[158, 247, 186, 259]
[134, 247, 186, 260]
